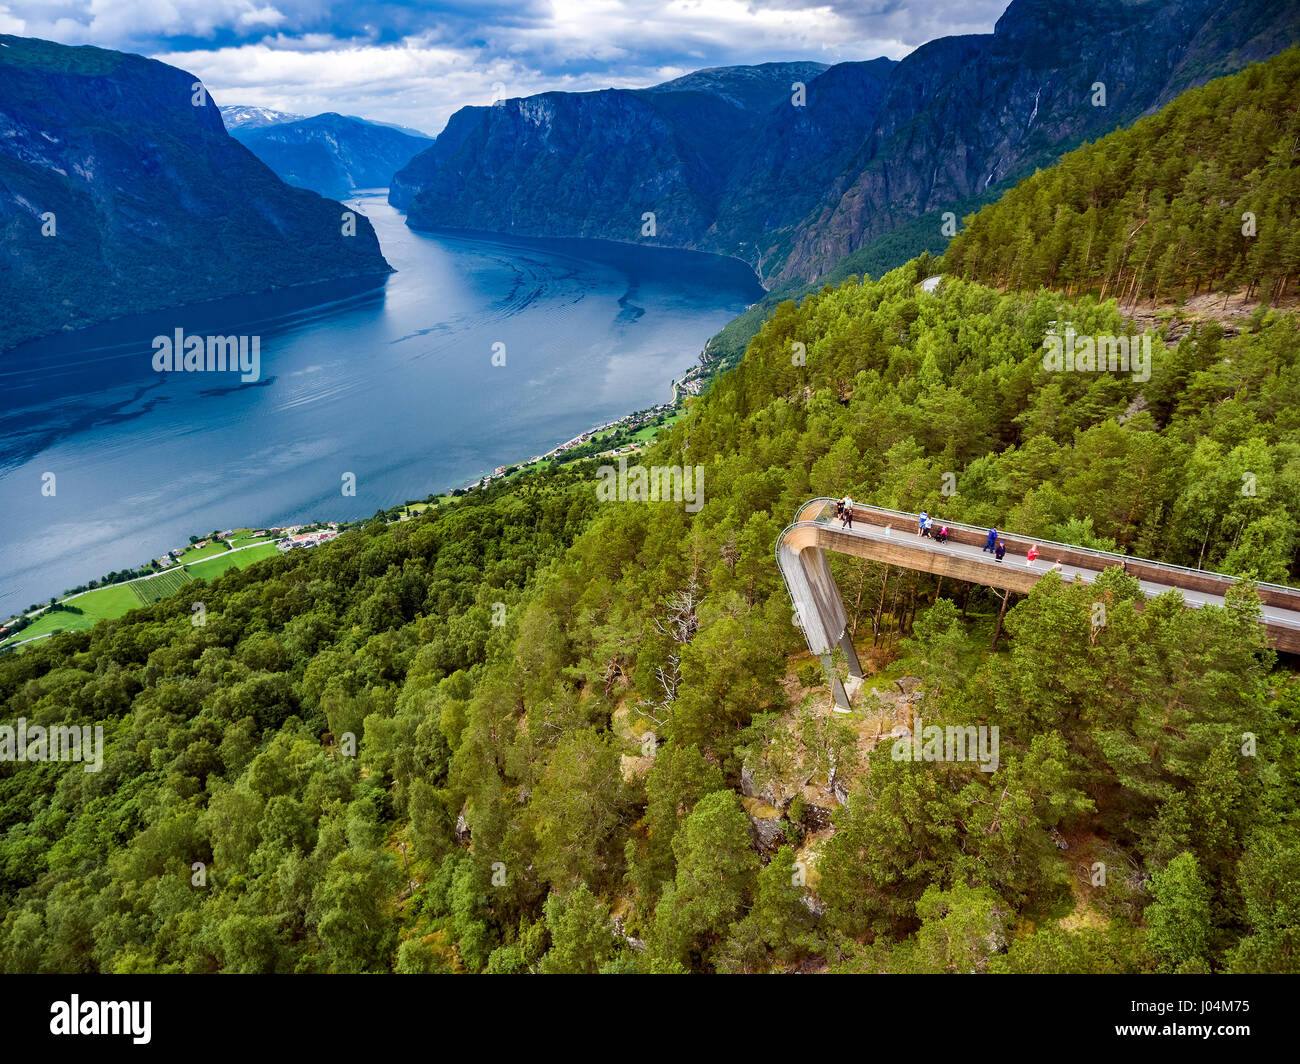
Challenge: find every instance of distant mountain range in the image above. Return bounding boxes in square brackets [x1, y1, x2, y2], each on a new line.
[225, 110, 433, 199]
[4, 0, 1297, 355]
[0, 35, 392, 353]
[219, 105, 305, 130]
[392, 0, 1300, 286]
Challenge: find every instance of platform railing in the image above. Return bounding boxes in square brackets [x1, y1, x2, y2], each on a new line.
[804, 497, 1300, 597]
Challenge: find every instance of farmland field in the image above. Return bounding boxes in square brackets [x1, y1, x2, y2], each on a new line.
[129, 567, 194, 605]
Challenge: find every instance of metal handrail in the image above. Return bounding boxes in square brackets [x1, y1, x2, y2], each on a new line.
[803, 497, 1300, 598]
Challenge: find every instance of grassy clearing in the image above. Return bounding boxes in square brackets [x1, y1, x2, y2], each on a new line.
[1, 542, 284, 649]
[630, 411, 682, 443]
[2, 583, 143, 643]
[188, 543, 279, 579]
[175, 541, 229, 563]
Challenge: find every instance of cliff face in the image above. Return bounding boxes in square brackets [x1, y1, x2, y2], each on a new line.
[777, 0, 1300, 282]
[391, 0, 1300, 285]
[389, 61, 830, 246]
[0, 35, 392, 352]
[229, 113, 432, 199]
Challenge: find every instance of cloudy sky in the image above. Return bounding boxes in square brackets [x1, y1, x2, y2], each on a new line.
[0, 1, 1009, 134]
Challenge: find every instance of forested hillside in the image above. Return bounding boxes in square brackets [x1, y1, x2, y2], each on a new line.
[706, 38, 1300, 374]
[3, 249, 1299, 972]
[5, 45, 1300, 975]
[946, 48, 1300, 305]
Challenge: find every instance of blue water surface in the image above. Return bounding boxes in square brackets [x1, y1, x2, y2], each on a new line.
[0, 192, 763, 614]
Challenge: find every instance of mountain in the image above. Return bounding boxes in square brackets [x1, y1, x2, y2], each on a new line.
[218, 104, 304, 130]
[0, 35, 392, 353]
[392, 0, 1300, 286]
[642, 61, 830, 110]
[361, 117, 435, 141]
[388, 60, 832, 243]
[8, 43, 1300, 975]
[945, 46, 1300, 306]
[230, 112, 434, 199]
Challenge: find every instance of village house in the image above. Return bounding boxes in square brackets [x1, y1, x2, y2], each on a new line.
[277, 529, 339, 553]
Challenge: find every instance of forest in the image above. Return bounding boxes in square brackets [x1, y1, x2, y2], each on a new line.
[1, 47, 1299, 975]
[945, 48, 1300, 306]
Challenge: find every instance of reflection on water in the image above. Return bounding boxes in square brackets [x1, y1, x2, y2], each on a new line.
[0, 193, 763, 614]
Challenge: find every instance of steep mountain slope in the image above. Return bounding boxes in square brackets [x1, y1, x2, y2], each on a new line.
[778, 0, 1300, 283]
[0, 36, 392, 352]
[230, 112, 433, 198]
[388, 61, 830, 245]
[707, 57, 897, 274]
[945, 47, 1300, 305]
[392, 0, 1300, 286]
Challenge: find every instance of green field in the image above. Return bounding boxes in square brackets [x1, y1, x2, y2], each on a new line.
[0, 583, 142, 645]
[1, 541, 285, 650]
[187, 542, 279, 578]
[630, 411, 683, 443]
[129, 567, 193, 605]
[229, 532, 273, 549]
[175, 541, 229, 563]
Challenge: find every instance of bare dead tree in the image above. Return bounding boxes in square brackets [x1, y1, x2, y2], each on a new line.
[636, 573, 703, 728]
[720, 532, 739, 575]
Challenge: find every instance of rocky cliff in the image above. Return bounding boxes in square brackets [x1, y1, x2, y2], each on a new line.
[392, 0, 1300, 285]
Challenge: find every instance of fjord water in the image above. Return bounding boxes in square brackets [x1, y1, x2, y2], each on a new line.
[0, 192, 763, 617]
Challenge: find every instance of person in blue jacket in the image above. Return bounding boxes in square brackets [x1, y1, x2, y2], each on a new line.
[984, 526, 998, 552]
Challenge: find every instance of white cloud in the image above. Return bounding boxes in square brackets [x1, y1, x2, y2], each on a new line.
[16, 0, 293, 44]
[0, 3, 25, 34]
[163, 38, 661, 134]
[5, 1, 1010, 132]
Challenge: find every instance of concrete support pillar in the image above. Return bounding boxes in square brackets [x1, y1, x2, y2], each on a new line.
[820, 652, 852, 712]
[991, 588, 1012, 651]
[838, 629, 864, 679]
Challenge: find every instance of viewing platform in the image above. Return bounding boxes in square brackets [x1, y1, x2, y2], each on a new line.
[777, 498, 1300, 709]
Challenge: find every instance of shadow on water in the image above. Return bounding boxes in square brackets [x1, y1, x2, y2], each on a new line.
[198, 377, 278, 398]
[0, 273, 390, 405]
[0, 202, 763, 614]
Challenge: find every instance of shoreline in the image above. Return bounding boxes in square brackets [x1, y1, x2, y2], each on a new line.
[4, 197, 738, 640]
[0, 385, 695, 645]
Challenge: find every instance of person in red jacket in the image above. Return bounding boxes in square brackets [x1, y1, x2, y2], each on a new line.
[1027, 544, 1040, 565]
